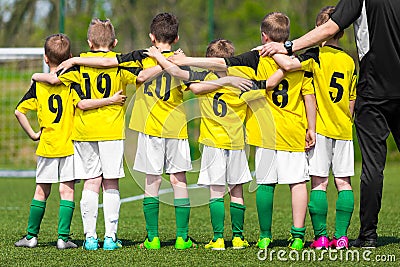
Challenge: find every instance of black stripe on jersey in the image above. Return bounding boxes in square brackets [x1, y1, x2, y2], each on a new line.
[71, 82, 87, 100]
[16, 82, 37, 108]
[117, 50, 148, 65]
[251, 80, 268, 90]
[57, 65, 80, 76]
[189, 70, 210, 81]
[224, 50, 260, 74]
[117, 66, 143, 76]
[298, 47, 320, 66]
[304, 71, 313, 78]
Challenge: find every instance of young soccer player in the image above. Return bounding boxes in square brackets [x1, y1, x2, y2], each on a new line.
[195, 40, 252, 250]
[14, 33, 124, 250]
[170, 12, 316, 250]
[55, 13, 205, 250]
[14, 33, 79, 250]
[271, 6, 357, 249]
[33, 19, 143, 250]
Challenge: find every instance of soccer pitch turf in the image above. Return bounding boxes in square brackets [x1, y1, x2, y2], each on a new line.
[1, 164, 399, 266]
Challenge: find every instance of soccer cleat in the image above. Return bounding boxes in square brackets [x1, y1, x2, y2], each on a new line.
[103, 236, 122, 250]
[139, 237, 160, 250]
[232, 236, 250, 249]
[350, 238, 377, 249]
[310, 236, 329, 250]
[14, 236, 38, 248]
[256, 237, 272, 249]
[204, 238, 225, 250]
[175, 236, 197, 250]
[288, 236, 304, 250]
[83, 236, 99, 250]
[56, 239, 78, 249]
[329, 236, 348, 249]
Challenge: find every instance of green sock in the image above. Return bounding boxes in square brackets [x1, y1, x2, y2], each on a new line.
[334, 190, 354, 238]
[256, 184, 275, 239]
[308, 190, 328, 238]
[26, 199, 46, 239]
[58, 200, 75, 242]
[143, 197, 159, 241]
[174, 198, 190, 240]
[290, 225, 306, 240]
[230, 202, 246, 238]
[209, 198, 224, 240]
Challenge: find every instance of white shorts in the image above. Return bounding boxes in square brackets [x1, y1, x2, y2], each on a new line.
[308, 133, 354, 177]
[197, 145, 253, 186]
[74, 140, 124, 180]
[36, 155, 74, 183]
[133, 133, 192, 175]
[255, 147, 309, 184]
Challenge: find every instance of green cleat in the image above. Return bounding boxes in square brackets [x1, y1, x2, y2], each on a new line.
[232, 236, 250, 249]
[175, 236, 197, 250]
[205, 238, 225, 250]
[139, 237, 160, 250]
[256, 237, 272, 249]
[288, 236, 304, 250]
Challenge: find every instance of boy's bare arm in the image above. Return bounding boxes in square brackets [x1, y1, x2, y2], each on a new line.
[57, 56, 119, 73]
[136, 65, 163, 83]
[349, 100, 355, 117]
[304, 94, 316, 150]
[272, 54, 302, 72]
[14, 110, 41, 141]
[77, 90, 127, 110]
[265, 68, 286, 91]
[32, 73, 61, 85]
[168, 53, 227, 71]
[143, 46, 190, 81]
[189, 76, 253, 95]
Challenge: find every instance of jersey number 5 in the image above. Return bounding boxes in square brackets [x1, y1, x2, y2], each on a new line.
[48, 94, 63, 123]
[329, 72, 344, 103]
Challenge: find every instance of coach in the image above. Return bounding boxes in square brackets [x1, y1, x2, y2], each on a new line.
[260, 0, 400, 248]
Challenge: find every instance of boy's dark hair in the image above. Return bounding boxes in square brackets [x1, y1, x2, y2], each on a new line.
[87, 18, 116, 49]
[150, 13, 179, 44]
[261, 12, 290, 42]
[316, 6, 343, 40]
[206, 39, 235, 58]
[44, 33, 71, 65]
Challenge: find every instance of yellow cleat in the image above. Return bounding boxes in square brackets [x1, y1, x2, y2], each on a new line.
[205, 238, 225, 250]
[232, 236, 250, 249]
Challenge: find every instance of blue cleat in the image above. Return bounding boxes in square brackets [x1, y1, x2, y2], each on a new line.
[103, 236, 122, 250]
[83, 236, 99, 250]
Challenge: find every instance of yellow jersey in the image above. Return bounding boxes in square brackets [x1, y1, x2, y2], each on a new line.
[16, 81, 80, 157]
[119, 50, 204, 139]
[299, 45, 357, 140]
[197, 72, 248, 150]
[225, 50, 315, 152]
[59, 51, 141, 141]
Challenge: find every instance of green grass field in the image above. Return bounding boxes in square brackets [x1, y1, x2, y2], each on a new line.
[1, 163, 399, 266]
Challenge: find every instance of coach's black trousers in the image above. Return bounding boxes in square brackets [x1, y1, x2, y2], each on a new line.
[354, 96, 400, 240]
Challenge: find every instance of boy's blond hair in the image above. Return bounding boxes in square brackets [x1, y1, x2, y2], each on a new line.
[316, 6, 343, 40]
[44, 33, 71, 66]
[150, 13, 179, 44]
[87, 18, 116, 49]
[206, 39, 235, 58]
[261, 12, 290, 43]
